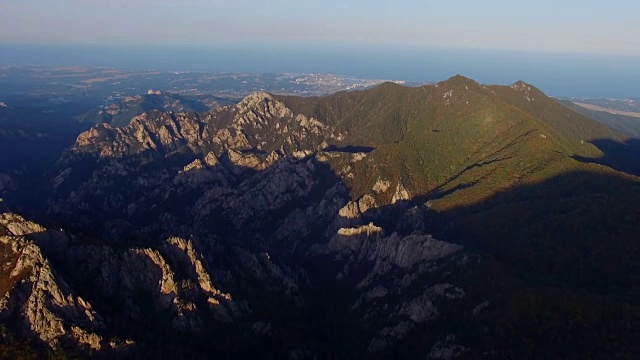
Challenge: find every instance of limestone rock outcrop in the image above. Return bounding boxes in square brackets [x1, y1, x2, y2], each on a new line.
[0, 213, 105, 350]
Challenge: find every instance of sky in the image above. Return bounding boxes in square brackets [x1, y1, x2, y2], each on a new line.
[1, 0, 639, 55]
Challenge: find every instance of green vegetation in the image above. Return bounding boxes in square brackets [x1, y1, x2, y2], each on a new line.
[282, 76, 625, 208]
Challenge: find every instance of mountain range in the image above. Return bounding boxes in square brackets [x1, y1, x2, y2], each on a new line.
[1, 75, 639, 358]
[558, 99, 640, 138]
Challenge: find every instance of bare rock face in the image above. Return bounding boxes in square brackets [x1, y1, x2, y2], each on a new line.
[336, 223, 384, 239]
[222, 158, 318, 227]
[120, 248, 178, 309]
[338, 201, 360, 220]
[1, 213, 46, 236]
[68, 91, 342, 165]
[427, 334, 468, 359]
[183, 158, 205, 173]
[212, 128, 251, 150]
[311, 218, 469, 354]
[1, 209, 253, 353]
[116, 237, 245, 329]
[227, 148, 265, 170]
[372, 178, 392, 193]
[391, 181, 410, 204]
[173, 153, 229, 187]
[334, 193, 382, 230]
[318, 223, 461, 271]
[204, 151, 219, 166]
[358, 194, 377, 214]
[233, 92, 342, 152]
[0, 213, 105, 350]
[71, 111, 208, 159]
[163, 237, 237, 317]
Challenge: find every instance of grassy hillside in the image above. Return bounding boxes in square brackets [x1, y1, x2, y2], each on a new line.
[294, 76, 625, 212]
[277, 82, 417, 146]
[491, 82, 625, 143]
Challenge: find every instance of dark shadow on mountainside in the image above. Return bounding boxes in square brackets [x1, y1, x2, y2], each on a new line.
[573, 138, 640, 176]
[354, 169, 640, 358]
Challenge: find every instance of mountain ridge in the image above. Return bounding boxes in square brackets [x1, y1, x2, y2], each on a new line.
[1, 75, 639, 358]
[75, 92, 237, 128]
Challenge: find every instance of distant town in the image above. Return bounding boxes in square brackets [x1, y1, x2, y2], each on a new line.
[0, 66, 419, 104]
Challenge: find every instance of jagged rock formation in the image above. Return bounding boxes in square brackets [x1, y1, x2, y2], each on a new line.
[0, 209, 285, 353]
[70, 93, 341, 161]
[48, 92, 354, 248]
[311, 223, 471, 353]
[0, 213, 105, 350]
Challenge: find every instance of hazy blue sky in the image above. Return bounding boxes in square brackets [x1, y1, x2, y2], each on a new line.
[1, 0, 639, 55]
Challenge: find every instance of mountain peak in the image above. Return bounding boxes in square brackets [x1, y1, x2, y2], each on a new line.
[449, 74, 471, 81]
[440, 74, 480, 89]
[511, 80, 531, 90]
[506, 80, 549, 103]
[237, 91, 275, 109]
[373, 81, 405, 91]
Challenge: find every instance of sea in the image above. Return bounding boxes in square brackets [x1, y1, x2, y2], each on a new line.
[1, 43, 638, 99]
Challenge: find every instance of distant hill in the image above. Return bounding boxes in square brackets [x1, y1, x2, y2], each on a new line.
[569, 98, 640, 114]
[76, 92, 236, 127]
[558, 99, 640, 138]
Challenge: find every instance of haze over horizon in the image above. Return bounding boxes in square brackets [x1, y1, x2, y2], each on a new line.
[1, 1, 639, 98]
[2, 0, 639, 55]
